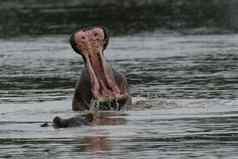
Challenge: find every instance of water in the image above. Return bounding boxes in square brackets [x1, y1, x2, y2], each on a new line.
[0, 32, 238, 159]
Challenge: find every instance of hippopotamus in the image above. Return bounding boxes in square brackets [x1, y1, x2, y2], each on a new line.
[53, 113, 94, 128]
[70, 26, 131, 111]
[52, 112, 126, 128]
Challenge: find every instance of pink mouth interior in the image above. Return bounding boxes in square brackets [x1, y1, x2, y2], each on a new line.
[85, 51, 124, 101]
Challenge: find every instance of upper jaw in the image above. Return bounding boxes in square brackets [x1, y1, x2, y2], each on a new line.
[74, 27, 105, 56]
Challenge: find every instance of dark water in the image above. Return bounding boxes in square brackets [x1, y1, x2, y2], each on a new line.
[0, 0, 231, 38]
[0, 32, 238, 158]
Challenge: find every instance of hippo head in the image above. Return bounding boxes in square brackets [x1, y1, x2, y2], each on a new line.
[70, 27, 127, 102]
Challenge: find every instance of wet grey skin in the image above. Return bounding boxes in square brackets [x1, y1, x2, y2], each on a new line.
[53, 113, 94, 128]
[70, 27, 131, 111]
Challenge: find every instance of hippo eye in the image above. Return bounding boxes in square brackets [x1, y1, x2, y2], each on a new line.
[94, 33, 98, 37]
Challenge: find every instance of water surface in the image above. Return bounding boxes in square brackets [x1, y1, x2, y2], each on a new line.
[0, 32, 238, 158]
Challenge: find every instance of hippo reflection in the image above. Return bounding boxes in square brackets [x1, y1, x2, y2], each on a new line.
[70, 26, 131, 111]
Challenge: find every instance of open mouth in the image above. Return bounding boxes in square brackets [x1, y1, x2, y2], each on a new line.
[85, 50, 125, 101]
[72, 27, 128, 102]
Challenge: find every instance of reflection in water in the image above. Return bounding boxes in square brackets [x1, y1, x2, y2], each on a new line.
[92, 112, 127, 126]
[75, 112, 127, 158]
[79, 136, 111, 158]
[1, 33, 238, 158]
[1, 108, 238, 158]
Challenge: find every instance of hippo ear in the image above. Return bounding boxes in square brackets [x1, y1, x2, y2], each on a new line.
[69, 32, 81, 54]
[102, 27, 109, 50]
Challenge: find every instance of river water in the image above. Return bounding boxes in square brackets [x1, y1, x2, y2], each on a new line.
[0, 32, 238, 158]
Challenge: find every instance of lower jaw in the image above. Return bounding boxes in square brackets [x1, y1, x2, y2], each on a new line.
[90, 94, 128, 111]
[93, 99, 122, 110]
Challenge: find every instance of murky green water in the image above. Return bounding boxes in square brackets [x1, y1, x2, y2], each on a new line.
[0, 0, 230, 38]
[0, 32, 238, 158]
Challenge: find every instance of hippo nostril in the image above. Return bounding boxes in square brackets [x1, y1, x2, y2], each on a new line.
[94, 33, 98, 37]
[81, 36, 85, 40]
